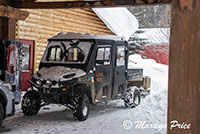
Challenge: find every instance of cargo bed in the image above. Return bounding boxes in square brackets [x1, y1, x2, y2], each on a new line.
[127, 68, 151, 90]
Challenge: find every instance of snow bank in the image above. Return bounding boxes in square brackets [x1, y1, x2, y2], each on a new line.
[93, 8, 139, 40]
[129, 54, 168, 85]
[128, 54, 168, 133]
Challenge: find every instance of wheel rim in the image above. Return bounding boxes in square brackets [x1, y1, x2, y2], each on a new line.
[82, 101, 88, 117]
[22, 97, 30, 107]
[82, 106, 88, 116]
[134, 96, 139, 105]
[23, 96, 40, 111]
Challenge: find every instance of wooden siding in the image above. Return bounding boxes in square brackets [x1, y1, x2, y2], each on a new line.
[16, 8, 114, 73]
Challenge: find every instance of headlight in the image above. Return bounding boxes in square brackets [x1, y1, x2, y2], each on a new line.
[46, 80, 52, 86]
[35, 80, 42, 86]
[3, 83, 12, 91]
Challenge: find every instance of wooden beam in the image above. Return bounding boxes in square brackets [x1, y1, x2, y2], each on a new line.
[10, 0, 171, 9]
[179, 0, 193, 11]
[1, 18, 16, 40]
[168, 0, 199, 134]
[0, 5, 29, 20]
[0, 0, 10, 6]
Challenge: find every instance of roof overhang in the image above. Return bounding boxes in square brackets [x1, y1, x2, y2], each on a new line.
[8, 0, 171, 9]
[0, 5, 29, 20]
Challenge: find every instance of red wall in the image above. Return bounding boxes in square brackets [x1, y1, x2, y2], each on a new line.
[140, 45, 169, 65]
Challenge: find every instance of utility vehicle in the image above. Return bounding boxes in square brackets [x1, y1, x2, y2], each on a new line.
[22, 33, 150, 121]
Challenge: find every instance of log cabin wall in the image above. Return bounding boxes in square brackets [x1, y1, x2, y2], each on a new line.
[16, 8, 114, 73]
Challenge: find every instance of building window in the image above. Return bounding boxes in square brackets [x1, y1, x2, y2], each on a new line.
[21, 45, 30, 71]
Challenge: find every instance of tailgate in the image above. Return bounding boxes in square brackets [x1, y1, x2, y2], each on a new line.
[127, 68, 143, 81]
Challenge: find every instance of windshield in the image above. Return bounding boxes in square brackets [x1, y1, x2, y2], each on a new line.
[42, 41, 92, 64]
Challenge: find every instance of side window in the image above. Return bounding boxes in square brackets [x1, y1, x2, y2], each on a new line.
[96, 47, 111, 66]
[47, 46, 63, 61]
[116, 46, 125, 66]
[104, 48, 111, 65]
[96, 48, 104, 61]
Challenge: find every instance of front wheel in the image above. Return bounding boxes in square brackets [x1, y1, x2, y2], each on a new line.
[22, 90, 41, 116]
[0, 102, 4, 127]
[72, 94, 90, 121]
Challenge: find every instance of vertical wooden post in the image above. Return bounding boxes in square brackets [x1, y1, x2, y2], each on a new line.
[1, 17, 16, 40]
[168, 0, 200, 134]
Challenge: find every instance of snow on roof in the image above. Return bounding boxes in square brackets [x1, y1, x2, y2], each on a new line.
[137, 28, 170, 45]
[93, 7, 139, 40]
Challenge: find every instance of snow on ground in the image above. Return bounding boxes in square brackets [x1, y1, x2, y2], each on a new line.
[1, 54, 168, 134]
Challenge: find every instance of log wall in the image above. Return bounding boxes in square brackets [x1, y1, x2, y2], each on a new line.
[16, 8, 114, 72]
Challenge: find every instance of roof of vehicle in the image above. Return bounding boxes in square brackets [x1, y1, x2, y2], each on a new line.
[48, 32, 125, 41]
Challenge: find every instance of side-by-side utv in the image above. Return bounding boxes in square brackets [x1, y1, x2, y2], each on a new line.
[22, 32, 150, 121]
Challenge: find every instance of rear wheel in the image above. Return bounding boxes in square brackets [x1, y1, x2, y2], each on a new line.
[72, 94, 90, 121]
[22, 90, 41, 116]
[124, 88, 141, 108]
[0, 102, 4, 127]
[132, 89, 141, 107]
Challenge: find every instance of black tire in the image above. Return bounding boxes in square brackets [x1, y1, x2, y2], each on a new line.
[124, 102, 128, 107]
[0, 102, 4, 127]
[72, 94, 90, 121]
[22, 90, 41, 116]
[124, 88, 141, 108]
[131, 89, 141, 108]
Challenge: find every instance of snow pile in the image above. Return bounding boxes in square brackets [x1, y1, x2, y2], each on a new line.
[128, 54, 168, 133]
[93, 8, 139, 40]
[129, 54, 168, 85]
[2, 54, 168, 134]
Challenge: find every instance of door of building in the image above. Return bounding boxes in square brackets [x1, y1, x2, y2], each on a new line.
[20, 39, 34, 91]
